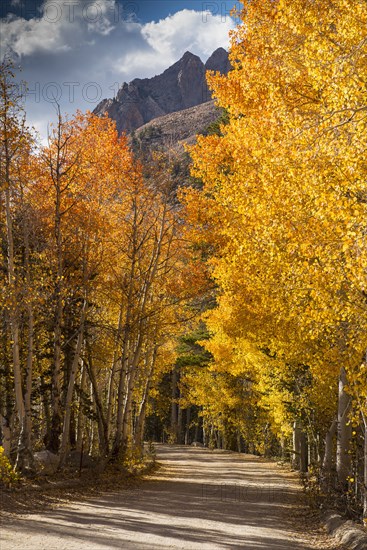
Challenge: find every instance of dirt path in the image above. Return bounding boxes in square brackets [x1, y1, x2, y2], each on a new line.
[1, 444, 342, 550]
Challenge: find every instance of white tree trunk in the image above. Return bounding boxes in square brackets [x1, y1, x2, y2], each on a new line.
[336, 367, 352, 487]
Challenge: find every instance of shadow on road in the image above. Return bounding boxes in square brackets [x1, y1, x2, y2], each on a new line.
[3, 444, 323, 550]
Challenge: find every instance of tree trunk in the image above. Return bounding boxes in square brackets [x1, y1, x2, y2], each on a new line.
[134, 387, 150, 451]
[134, 345, 157, 451]
[177, 404, 183, 444]
[40, 375, 51, 439]
[300, 430, 308, 473]
[113, 351, 128, 456]
[113, 286, 134, 457]
[195, 422, 200, 444]
[0, 314, 14, 459]
[113, 191, 169, 458]
[85, 348, 109, 459]
[16, 209, 36, 473]
[322, 419, 337, 481]
[16, 303, 35, 473]
[336, 367, 352, 487]
[362, 411, 367, 519]
[5, 175, 27, 470]
[185, 407, 191, 445]
[106, 305, 124, 442]
[44, 111, 70, 454]
[122, 371, 136, 446]
[1, 68, 30, 471]
[76, 365, 87, 453]
[171, 366, 178, 442]
[292, 421, 301, 470]
[280, 437, 286, 461]
[58, 301, 86, 469]
[237, 430, 242, 453]
[119, 329, 145, 455]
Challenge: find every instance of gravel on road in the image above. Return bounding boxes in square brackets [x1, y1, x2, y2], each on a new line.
[1, 444, 344, 550]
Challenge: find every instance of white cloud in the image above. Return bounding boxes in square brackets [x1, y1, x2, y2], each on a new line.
[1, 1, 235, 140]
[83, 0, 116, 35]
[142, 9, 233, 60]
[1, 0, 116, 58]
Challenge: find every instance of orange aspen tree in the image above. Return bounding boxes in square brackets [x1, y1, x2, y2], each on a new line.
[0, 61, 36, 470]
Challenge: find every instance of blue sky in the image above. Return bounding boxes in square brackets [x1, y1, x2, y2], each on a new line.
[1, 1, 240, 23]
[134, 1, 240, 22]
[1, 1, 240, 139]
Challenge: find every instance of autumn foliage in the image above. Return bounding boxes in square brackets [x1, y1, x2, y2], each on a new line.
[1, 0, 367, 521]
[181, 0, 367, 518]
[0, 62, 205, 475]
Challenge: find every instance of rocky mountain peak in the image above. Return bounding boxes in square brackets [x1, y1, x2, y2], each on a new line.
[205, 47, 231, 74]
[93, 49, 230, 134]
[181, 50, 200, 61]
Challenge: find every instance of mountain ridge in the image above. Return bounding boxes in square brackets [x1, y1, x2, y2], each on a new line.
[132, 100, 221, 153]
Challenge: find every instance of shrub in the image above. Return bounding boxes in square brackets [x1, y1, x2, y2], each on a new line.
[0, 447, 20, 488]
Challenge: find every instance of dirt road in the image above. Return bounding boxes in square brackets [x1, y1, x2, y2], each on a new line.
[1, 445, 342, 549]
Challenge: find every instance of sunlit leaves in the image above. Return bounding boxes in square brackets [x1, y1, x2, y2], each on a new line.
[182, 0, 367, 446]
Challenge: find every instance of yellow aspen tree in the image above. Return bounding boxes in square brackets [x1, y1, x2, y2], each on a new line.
[182, 0, 367, 499]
